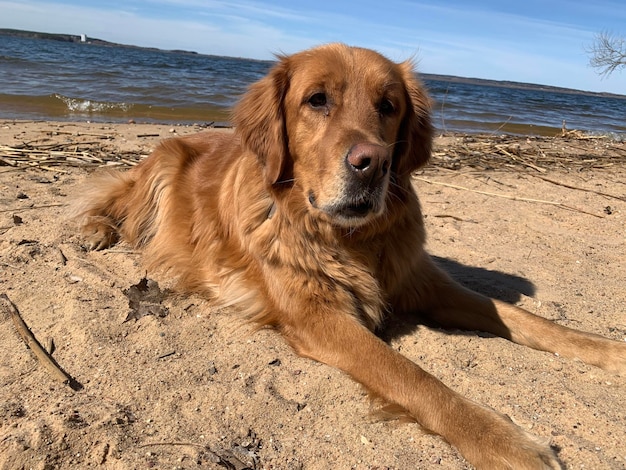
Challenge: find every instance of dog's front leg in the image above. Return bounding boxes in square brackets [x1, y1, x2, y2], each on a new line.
[412, 254, 626, 375]
[279, 311, 561, 470]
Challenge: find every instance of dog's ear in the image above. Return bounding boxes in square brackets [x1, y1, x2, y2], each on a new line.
[232, 56, 291, 186]
[393, 61, 433, 179]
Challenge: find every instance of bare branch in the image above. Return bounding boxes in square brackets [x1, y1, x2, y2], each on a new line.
[587, 31, 626, 78]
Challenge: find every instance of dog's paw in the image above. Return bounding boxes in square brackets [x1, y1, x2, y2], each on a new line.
[456, 405, 563, 470]
[584, 337, 626, 375]
[603, 340, 626, 376]
[489, 431, 562, 470]
[82, 224, 119, 251]
[469, 430, 561, 470]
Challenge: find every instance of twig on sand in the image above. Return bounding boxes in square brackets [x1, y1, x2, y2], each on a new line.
[0, 142, 145, 169]
[138, 442, 252, 469]
[529, 174, 626, 202]
[414, 177, 604, 218]
[430, 133, 624, 172]
[0, 203, 67, 214]
[1, 294, 82, 390]
[138, 442, 206, 449]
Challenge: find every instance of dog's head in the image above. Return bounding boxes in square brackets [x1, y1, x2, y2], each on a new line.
[233, 43, 432, 228]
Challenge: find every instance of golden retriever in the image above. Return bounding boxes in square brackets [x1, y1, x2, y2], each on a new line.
[76, 44, 625, 469]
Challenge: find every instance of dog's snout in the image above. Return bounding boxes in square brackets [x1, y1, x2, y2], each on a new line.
[346, 143, 390, 185]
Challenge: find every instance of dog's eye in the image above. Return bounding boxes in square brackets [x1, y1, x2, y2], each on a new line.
[308, 92, 328, 109]
[378, 98, 395, 116]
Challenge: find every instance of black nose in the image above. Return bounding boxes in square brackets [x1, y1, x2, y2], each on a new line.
[346, 143, 390, 186]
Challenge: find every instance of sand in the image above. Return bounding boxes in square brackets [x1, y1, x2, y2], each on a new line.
[1, 120, 625, 469]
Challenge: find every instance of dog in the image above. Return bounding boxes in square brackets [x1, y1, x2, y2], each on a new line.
[76, 44, 625, 469]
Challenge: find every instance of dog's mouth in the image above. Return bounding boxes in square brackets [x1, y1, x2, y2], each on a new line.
[308, 191, 382, 226]
[340, 200, 375, 217]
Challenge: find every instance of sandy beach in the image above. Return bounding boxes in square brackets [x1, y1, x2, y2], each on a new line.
[1, 120, 625, 469]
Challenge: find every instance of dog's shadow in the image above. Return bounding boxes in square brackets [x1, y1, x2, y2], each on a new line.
[381, 255, 536, 341]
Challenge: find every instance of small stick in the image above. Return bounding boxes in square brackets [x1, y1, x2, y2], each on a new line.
[0, 203, 67, 214]
[415, 177, 604, 218]
[138, 442, 205, 449]
[431, 214, 475, 222]
[0, 156, 18, 166]
[157, 351, 176, 360]
[1, 294, 81, 390]
[530, 174, 626, 202]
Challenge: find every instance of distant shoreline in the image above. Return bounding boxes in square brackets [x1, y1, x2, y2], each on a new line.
[423, 73, 626, 99]
[0, 27, 201, 56]
[0, 28, 270, 62]
[2, 27, 625, 99]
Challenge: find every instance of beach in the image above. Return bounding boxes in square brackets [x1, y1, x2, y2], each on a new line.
[1, 120, 625, 469]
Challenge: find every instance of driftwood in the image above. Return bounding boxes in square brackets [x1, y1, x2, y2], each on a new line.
[1, 293, 82, 390]
[0, 130, 624, 172]
[429, 133, 625, 172]
[0, 141, 146, 170]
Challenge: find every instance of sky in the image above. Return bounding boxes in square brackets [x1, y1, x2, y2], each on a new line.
[2, 0, 625, 95]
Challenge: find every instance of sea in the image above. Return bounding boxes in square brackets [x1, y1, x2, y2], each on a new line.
[1, 34, 625, 138]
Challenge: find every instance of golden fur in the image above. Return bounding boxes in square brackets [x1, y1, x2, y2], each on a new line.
[77, 44, 625, 469]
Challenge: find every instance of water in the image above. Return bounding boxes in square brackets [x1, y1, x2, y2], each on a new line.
[0, 34, 271, 124]
[428, 79, 626, 137]
[1, 34, 625, 137]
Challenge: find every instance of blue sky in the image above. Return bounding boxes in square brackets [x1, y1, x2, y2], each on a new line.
[2, 0, 625, 94]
